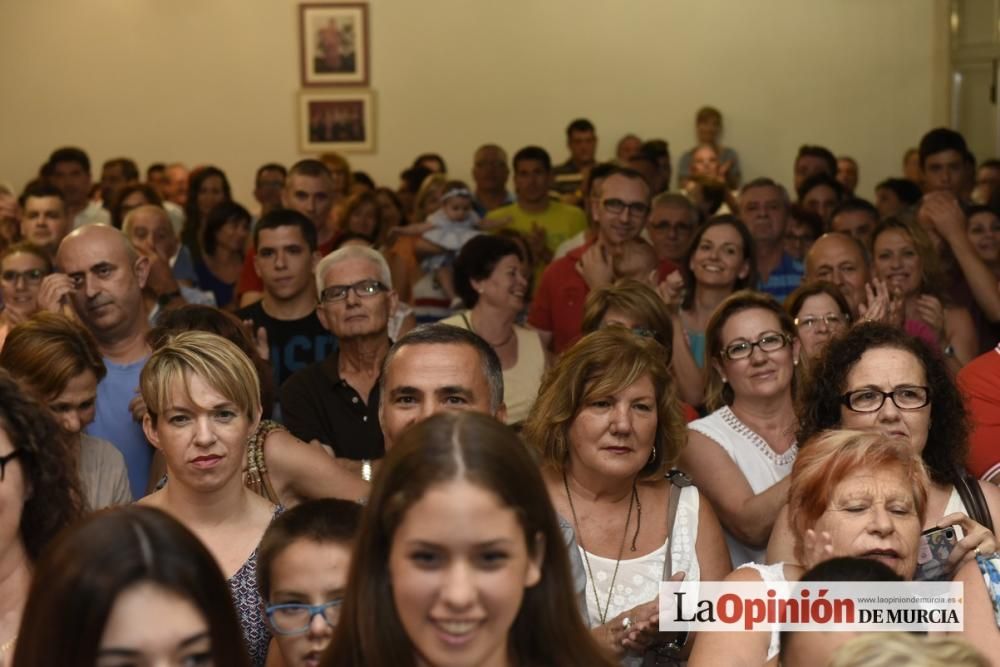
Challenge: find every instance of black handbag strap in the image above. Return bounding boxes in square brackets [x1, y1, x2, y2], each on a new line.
[955, 469, 994, 534]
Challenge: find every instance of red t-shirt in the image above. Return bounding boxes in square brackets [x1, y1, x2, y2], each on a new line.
[958, 345, 1000, 480]
[528, 244, 678, 355]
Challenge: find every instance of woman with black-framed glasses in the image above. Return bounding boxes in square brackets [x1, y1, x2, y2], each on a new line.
[0, 242, 52, 352]
[768, 322, 999, 578]
[680, 290, 800, 568]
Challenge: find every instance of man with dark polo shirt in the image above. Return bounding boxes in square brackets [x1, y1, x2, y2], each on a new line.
[279, 245, 396, 462]
[237, 209, 336, 393]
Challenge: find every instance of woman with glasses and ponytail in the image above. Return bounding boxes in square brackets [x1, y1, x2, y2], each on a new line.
[680, 290, 801, 568]
[768, 321, 999, 576]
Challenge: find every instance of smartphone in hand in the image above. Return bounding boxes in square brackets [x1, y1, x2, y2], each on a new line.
[914, 525, 960, 581]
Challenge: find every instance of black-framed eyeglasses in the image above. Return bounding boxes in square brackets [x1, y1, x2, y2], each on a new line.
[1, 269, 47, 285]
[841, 386, 930, 413]
[265, 599, 342, 635]
[794, 313, 849, 330]
[319, 279, 387, 303]
[720, 332, 790, 361]
[0, 450, 22, 482]
[601, 198, 650, 218]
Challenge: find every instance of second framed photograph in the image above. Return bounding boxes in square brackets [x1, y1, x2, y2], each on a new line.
[299, 90, 375, 153]
[299, 3, 369, 86]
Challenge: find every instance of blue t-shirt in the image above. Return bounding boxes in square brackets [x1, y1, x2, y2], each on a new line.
[86, 357, 151, 497]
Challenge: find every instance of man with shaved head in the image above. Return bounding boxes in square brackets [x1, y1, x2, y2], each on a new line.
[40, 224, 154, 496]
[804, 232, 871, 318]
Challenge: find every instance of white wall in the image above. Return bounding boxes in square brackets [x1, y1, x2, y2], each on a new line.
[0, 0, 948, 206]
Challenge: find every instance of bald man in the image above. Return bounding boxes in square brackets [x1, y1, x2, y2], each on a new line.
[40, 224, 154, 495]
[804, 232, 871, 318]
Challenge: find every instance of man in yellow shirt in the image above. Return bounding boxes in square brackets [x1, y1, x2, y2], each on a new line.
[486, 146, 587, 268]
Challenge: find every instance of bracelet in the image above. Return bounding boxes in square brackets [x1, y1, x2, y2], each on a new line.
[361, 459, 372, 482]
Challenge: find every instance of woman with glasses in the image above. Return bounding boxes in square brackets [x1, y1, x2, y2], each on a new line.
[660, 215, 757, 369]
[257, 499, 362, 667]
[768, 322, 999, 575]
[12, 506, 249, 667]
[137, 331, 282, 666]
[681, 291, 799, 568]
[784, 281, 852, 366]
[441, 235, 546, 426]
[0, 243, 51, 351]
[0, 370, 83, 664]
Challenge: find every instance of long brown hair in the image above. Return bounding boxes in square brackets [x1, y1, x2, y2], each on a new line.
[323, 412, 615, 667]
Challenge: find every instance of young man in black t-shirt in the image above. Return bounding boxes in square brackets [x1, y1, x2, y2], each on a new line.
[237, 209, 336, 395]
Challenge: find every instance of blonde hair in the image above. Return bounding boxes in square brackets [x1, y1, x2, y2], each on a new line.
[140, 331, 260, 424]
[522, 327, 685, 477]
[828, 632, 988, 667]
[788, 430, 930, 563]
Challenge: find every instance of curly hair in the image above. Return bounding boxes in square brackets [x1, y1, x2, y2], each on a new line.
[796, 322, 968, 485]
[0, 369, 84, 560]
[522, 327, 685, 477]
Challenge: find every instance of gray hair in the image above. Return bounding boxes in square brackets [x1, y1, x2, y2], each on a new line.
[380, 323, 504, 414]
[314, 245, 392, 295]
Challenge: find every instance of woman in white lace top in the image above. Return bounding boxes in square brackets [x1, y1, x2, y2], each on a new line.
[523, 327, 731, 664]
[682, 291, 800, 568]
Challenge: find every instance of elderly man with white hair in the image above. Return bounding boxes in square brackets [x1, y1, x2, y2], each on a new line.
[279, 244, 397, 475]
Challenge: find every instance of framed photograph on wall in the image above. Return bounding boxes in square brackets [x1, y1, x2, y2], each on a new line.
[299, 90, 375, 152]
[299, 3, 370, 86]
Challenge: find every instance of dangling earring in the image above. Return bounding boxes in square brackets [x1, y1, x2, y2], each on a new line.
[648, 445, 657, 464]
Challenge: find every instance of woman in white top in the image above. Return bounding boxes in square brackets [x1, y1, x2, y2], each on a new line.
[769, 322, 999, 568]
[442, 234, 546, 425]
[682, 291, 800, 568]
[523, 328, 730, 664]
[689, 429, 928, 667]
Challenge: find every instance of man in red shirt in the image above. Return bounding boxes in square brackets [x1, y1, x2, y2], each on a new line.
[529, 166, 651, 354]
[958, 343, 1000, 483]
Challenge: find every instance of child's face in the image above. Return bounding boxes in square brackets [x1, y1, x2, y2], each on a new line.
[269, 539, 352, 667]
[443, 196, 472, 222]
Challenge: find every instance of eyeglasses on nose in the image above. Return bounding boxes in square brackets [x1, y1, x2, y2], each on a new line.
[721, 332, 790, 361]
[794, 313, 849, 329]
[320, 279, 387, 303]
[601, 198, 650, 218]
[266, 599, 342, 635]
[1, 269, 46, 285]
[841, 386, 930, 413]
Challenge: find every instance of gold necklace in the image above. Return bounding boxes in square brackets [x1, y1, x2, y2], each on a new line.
[563, 472, 641, 625]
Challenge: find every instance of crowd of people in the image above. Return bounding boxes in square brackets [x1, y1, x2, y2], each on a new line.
[0, 108, 999, 666]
